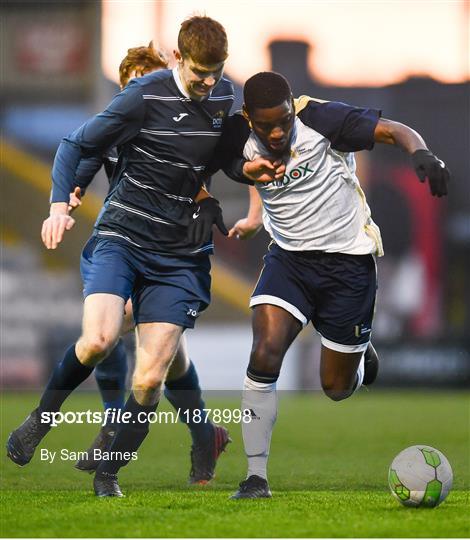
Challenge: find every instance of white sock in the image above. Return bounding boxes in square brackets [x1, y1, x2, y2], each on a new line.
[353, 354, 365, 393]
[241, 375, 277, 481]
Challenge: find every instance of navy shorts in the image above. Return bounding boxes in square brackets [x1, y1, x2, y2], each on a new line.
[250, 244, 377, 353]
[80, 237, 211, 329]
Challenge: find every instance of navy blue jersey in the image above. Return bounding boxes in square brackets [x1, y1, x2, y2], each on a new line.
[52, 68, 234, 255]
[74, 148, 119, 193]
[75, 147, 212, 198]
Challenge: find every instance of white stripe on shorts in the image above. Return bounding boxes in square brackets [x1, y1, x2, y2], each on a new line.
[319, 334, 369, 354]
[249, 294, 308, 326]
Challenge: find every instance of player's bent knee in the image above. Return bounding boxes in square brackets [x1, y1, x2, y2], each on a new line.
[133, 372, 164, 393]
[322, 388, 350, 402]
[321, 381, 353, 402]
[79, 335, 117, 362]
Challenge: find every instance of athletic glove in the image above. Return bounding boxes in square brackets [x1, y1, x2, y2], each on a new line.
[189, 197, 228, 245]
[411, 149, 450, 197]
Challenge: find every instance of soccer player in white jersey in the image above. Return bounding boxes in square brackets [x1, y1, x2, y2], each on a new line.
[224, 72, 449, 498]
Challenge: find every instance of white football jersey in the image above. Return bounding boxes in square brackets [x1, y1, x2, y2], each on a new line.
[242, 97, 384, 256]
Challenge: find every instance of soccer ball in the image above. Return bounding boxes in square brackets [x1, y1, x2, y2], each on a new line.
[388, 445, 453, 508]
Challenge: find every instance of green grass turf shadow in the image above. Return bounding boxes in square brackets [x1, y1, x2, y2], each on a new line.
[1, 391, 469, 537]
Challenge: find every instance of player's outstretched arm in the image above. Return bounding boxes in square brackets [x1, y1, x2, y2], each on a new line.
[374, 118, 450, 197]
[41, 202, 75, 250]
[228, 186, 263, 239]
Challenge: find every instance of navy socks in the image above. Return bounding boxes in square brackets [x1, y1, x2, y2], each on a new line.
[39, 344, 94, 412]
[96, 392, 158, 475]
[164, 361, 213, 446]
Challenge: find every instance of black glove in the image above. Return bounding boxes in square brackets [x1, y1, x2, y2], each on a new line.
[411, 149, 450, 197]
[189, 197, 228, 245]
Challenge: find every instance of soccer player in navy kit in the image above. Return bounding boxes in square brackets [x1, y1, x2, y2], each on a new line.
[223, 72, 450, 498]
[70, 42, 230, 483]
[7, 16, 243, 497]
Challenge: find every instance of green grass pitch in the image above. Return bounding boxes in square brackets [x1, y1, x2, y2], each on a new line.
[1, 390, 469, 537]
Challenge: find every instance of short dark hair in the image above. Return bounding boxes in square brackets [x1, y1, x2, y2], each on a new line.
[244, 72, 292, 113]
[178, 16, 228, 65]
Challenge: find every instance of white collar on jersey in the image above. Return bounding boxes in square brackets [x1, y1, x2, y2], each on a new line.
[172, 66, 212, 101]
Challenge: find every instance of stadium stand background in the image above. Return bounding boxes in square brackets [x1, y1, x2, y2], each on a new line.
[1, 1, 469, 390]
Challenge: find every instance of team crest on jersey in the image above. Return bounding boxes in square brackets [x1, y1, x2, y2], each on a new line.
[212, 110, 225, 129]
